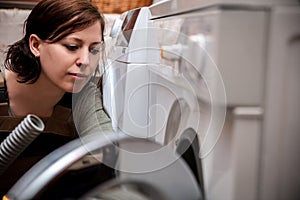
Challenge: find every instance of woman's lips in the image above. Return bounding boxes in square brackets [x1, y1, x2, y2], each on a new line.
[68, 72, 88, 80]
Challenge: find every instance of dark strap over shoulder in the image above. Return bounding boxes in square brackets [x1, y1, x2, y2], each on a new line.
[0, 69, 4, 88]
[0, 70, 8, 104]
[0, 88, 8, 103]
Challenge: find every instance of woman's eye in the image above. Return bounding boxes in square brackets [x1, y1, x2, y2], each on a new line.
[90, 48, 100, 55]
[90, 43, 104, 55]
[65, 45, 78, 51]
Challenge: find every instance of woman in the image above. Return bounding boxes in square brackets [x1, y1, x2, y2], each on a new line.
[0, 0, 113, 195]
[1, 0, 112, 134]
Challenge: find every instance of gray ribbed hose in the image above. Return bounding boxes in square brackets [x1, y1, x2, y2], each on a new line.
[0, 114, 45, 176]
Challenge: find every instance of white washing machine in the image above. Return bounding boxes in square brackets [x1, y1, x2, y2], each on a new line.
[104, 0, 300, 199]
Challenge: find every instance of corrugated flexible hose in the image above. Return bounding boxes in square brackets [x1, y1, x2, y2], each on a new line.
[0, 114, 45, 176]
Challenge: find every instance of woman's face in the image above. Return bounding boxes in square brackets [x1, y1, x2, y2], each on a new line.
[38, 21, 103, 93]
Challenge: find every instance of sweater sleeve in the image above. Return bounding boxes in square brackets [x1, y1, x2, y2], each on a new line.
[72, 82, 113, 137]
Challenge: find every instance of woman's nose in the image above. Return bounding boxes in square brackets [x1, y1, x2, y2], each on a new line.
[76, 49, 90, 67]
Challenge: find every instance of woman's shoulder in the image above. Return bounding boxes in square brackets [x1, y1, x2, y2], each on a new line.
[0, 67, 4, 88]
[64, 81, 102, 109]
[75, 81, 102, 101]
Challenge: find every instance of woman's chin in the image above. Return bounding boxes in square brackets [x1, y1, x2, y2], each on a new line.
[70, 80, 89, 93]
[71, 86, 84, 93]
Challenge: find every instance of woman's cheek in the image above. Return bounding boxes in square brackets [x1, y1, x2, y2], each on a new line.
[90, 55, 100, 72]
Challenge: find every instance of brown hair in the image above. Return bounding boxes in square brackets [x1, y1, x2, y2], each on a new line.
[4, 0, 105, 84]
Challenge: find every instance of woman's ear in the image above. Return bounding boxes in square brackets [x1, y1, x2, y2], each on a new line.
[29, 34, 42, 57]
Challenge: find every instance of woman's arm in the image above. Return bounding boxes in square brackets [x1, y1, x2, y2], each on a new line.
[72, 82, 113, 136]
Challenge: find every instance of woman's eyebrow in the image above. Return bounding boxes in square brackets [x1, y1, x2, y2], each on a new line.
[63, 37, 83, 43]
[91, 41, 103, 45]
[64, 37, 102, 45]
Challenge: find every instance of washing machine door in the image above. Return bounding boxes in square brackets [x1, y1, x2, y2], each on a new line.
[5, 132, 202, 200]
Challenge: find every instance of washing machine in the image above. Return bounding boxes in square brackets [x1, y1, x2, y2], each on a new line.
[104, 0, 300, 199]
[104, 3, 223, 198]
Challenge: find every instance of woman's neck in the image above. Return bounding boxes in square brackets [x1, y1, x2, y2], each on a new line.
[5, 70, 65, 118]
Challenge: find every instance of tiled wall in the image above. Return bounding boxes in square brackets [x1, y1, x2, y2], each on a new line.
[0, 9, 30, 66]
